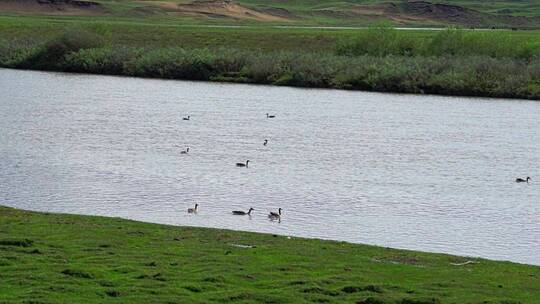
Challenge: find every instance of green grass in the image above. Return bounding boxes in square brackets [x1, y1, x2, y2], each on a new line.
[1, 205, 539, 303]
[0, 15, 358, 51]
[1, 15, 540, 53]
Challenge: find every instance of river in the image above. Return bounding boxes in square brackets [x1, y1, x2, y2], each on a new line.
[1, 68, 538, 265]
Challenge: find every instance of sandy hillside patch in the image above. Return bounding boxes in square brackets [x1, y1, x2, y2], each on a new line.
[137, 0, 293, 21]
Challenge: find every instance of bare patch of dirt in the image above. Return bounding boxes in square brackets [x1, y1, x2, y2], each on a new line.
[137, 0, 293, 22]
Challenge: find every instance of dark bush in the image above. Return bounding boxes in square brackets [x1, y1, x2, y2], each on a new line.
[16, 29, 103, 70]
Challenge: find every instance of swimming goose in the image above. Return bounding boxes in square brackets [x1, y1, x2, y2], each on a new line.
[268, 208, 282, 219]
[232, 207, 254, 216]
[180, 147, 190, 154]
[266, 113, 275, 118]
[236, 160, 250, 167]
[263, 139, 268, 146]
[516, 177, 531, 183]
[183, 115, 190, 121]
[187, 204, 198, 213]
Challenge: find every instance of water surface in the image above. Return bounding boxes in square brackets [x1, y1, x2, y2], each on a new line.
[1, 69, 539, 265]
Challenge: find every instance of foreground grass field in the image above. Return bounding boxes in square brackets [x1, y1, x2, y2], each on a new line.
[1, 205, 539, 303]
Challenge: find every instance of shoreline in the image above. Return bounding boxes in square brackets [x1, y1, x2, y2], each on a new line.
[1, 205, 539, 303]
[2, 66, 539, 102]
[2, 18, 540, 101]
[2, 201, 537, 267]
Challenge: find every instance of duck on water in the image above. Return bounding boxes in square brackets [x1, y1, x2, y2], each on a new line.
[232, 208, 254, 216]
[236, 160, 250, 167]
[187, 204, 198, 213]
[516, 177, 531, 183]
[268, 208, 282, 220]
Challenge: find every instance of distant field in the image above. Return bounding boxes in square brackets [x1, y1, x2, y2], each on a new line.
[1, 15, 540, 53]
[0, 15, 414, 51]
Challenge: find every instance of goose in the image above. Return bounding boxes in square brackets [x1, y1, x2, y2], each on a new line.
[232, 207, 254, 216]
[187, 204, 198, 213]
[268, 208, 282, 219]
[180, 147, 190, 154]
[516, 177, 531, 183]
[183, 115, 190, 121]
[266, 113, 275, 118]
[263, 139, 268, 146]
[236, 160, 250, 167]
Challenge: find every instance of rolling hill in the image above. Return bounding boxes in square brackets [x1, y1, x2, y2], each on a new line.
[0, 0, 539, 28]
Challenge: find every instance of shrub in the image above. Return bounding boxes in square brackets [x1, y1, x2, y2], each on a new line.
[0, 39, 40, 67]
[16, 29, 104, 70]
[339, 26, 540, 60]
[64, 47, 139, 75]
[336, 22, 422, 57]
[124, 48, 215, 80]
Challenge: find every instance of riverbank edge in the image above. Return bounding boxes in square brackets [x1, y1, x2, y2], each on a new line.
[3, 65, 539, 101]
[1, 205, 540, 303]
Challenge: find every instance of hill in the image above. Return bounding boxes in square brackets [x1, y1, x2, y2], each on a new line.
[0, 0, 539, 27]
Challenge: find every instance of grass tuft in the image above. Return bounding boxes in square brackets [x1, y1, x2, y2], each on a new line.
[0, 239, 34, 247]
[342, 285, 383, 294]
[61, 269, 94, 279]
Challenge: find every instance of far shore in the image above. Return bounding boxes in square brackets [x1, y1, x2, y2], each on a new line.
[1, 17, 540, 101]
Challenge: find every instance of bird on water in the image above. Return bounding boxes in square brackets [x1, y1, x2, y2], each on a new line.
[183, 115, 190, 121]
[188, 204, 198, 213]
[180, 147, 189, 154]
[232, 208, 254, 216]
[266, 113, 275, 118]
[268, 208, 282, 220]
[516, 177, 531, 183]
[236, 160, 250, 167]
[263, 139, 268, 146]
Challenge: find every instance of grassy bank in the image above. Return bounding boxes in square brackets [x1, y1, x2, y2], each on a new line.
[1, 17, 540, 99]
[1, 205, 539, 303]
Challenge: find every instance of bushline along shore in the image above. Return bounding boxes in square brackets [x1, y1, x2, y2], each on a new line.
[1, 17, 540, 100]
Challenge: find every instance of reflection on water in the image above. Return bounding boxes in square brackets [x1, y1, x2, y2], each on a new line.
[0, 68, 539, 265]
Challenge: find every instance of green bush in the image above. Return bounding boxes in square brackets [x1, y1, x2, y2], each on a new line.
[425, 29, 540, 59]
[64, 47, 140, 75]
[336, 23, 421, 57]
[338, 26, 540, 60]
[0, 39, 40, 67]
[124, 48, 215, 80]
[16, 29, 104, 70]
